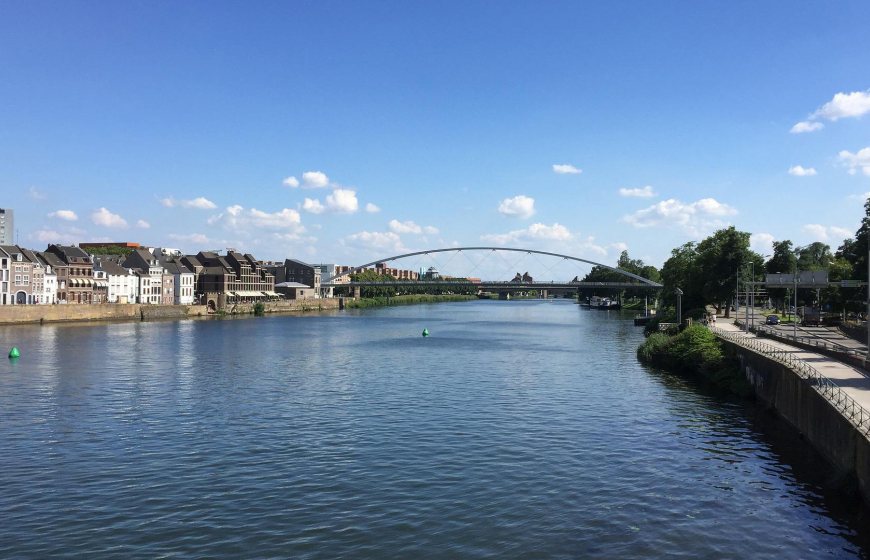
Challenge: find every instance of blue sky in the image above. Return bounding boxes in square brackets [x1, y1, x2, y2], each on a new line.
[2, 1, 870, 274]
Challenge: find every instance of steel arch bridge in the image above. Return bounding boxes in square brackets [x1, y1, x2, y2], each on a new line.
[322, 247, 662, 289]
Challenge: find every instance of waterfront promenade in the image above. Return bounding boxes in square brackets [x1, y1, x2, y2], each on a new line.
[715, 318, 870, 419]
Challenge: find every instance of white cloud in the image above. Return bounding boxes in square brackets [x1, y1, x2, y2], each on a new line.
[790, 90, 870, 133]
[386, 220, 440, 235]
[481, 222, 573, 245]
[838, 147, 870, 176]
[302, 170, 330, 188]
[552, 164, 582, 175]
[610, 242, 629, 252]
[618, 186, 656, 198]
[325, 189, 359, 213]
[497, 195, 536, 219]
[849, 191, 870, 201]
[812, 90, 870, 121]
[788, 165, 817, 177]
[136, 219, 150, 229]
[31, 229, 75, 244]
[91, 207, 128, 228]
[750, 232, 775, 256]
[622, 197, 737, 236]
[302, 198, 326, 214]
[389, 219, 423, 234]
[49, 210, 78, 221]
[803, 224, 852, 242]
[344, 231, 407, 253]
[184, 197, 217, 209]
[365, 203, 381, 213]
[160, 196, 217, 209]
[169, 233, 211, 245]
[789, 121, 824, 134]
[29, 186, 46, 200]
[208, 205, 305, 233]
[282, 176, 300, 188]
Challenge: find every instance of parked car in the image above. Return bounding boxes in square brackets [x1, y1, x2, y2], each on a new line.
[765, 315, 780, 325]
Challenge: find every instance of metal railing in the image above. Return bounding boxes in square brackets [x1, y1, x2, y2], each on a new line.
[710, 326, 870, 438]
[751, 324, 867, 359]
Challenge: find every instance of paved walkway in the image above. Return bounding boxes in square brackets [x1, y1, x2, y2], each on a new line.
[715, 319, 870, 414]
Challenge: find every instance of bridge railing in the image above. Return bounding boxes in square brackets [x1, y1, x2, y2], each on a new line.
[710, 326, 870, 438]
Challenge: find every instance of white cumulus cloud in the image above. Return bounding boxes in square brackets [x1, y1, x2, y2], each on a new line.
[136, 219, 150, 229]
[208, 205, 304, 233]
[497, 195, 536, 219]
[552, 164, 582, 175]
[344, 231, 407, 253]
[282, 176, 300, 188]
[481, 222, 573, 245]
[161, 196, 217, 209]
[389, 219, 423, 234]
[803, 224, 852, 242]
[302, 198, 326, 214]
[49, 210, 78, 221]
[91, 207, 128, 228]
[812, 90, 870, 121]
[788, 165, 817, 177]
[622, 197, 737, 236]
[838, 147, 870, 176]
[750, 232, 775, 256]
[169, 233, 211, 245]
[365, 203, 381, 213]
[325, 189, 359, 213]
[302, 171, 330, 188]
[618, 186, 656, 198]
[790, 121, 824, 134]
[790, 90, 870, 133]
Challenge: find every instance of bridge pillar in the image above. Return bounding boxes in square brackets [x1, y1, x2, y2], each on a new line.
[353, 286, 361, 299]
[499, 291, 510, 300]
[541, 289, 548, 299]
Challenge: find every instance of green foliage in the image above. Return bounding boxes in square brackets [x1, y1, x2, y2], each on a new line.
[637, 325, 750, 395]
[253, 302, 265, 316]
[578, 250, 661, 302]
[344, 294, 476, 309]
[86, 245, 135, 256]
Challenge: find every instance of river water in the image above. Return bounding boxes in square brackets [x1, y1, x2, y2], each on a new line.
[1, 300, 868, 558]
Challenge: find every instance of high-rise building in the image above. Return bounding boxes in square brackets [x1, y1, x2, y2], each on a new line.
[0, 208, 12, 244]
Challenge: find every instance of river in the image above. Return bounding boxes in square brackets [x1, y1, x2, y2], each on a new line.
[0, 300, 868, 558]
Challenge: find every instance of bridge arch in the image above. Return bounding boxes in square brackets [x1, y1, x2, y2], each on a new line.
[323, 247, 662, 287]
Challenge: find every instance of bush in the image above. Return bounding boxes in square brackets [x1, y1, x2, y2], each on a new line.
[253, 302, 265, 316]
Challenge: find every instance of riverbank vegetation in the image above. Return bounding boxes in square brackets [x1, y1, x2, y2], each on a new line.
[637, 325, 751, 396]
[343, 294, 477, 309]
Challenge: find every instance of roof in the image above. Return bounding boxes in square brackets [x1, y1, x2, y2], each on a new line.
[95, 259, 130, 276]
[38, 251, 66, 268]
[285, 258, 313, 268]
[163, 262, 192, 275]
[275, 282, 312, 288]
[54, 245, 89, 259]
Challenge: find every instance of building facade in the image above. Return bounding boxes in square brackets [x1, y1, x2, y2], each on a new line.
[0, 208, 12, 245]
[47, 245, 95, 304]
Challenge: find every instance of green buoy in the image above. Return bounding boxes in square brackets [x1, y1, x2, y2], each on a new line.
[422, 328, 429, 337]
[9, 347, 20, 359]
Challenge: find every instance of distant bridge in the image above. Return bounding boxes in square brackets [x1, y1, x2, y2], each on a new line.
[322, 247, 663, 290]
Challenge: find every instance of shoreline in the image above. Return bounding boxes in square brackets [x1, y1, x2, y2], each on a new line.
[0, 295, 479, 327]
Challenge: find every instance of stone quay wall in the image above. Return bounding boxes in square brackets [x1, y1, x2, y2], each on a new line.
[723, 339, 870, 505]
[0, 298, 341, 326]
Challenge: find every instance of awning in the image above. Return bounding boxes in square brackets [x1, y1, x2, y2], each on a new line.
[69, 278, 79, 287]
[262, 291, 280, 297]
[237, 290, 264, 297]
[83, 279, 93, 287]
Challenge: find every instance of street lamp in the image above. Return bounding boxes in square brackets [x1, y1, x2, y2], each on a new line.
[675, 288, 683, 327]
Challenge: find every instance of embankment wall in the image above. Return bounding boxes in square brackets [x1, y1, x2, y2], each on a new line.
[0, 298, 341, 325]
[724, 339, 870, 505]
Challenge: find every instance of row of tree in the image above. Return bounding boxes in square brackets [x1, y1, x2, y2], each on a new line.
[597, 198, 870, 318]
[333, 269, 478, 298]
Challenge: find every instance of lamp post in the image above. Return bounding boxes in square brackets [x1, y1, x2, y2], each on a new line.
[675, 287, 683, 328]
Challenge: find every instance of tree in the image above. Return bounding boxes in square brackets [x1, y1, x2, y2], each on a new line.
[795, 242, 833, 271]
[694, 226, 756, 318]
[765, 240, 797, 313]
[660, 242, 703, 312]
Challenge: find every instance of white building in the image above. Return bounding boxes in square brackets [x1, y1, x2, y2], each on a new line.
[94, 258, 137, 303]
[163, 261, 195, 304]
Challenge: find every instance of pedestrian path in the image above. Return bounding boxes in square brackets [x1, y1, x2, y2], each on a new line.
[714, 319, 870, 421]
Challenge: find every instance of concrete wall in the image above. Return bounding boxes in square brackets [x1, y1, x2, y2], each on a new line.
[0, 304, 206, 325]
[726, 340, 870, 504]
